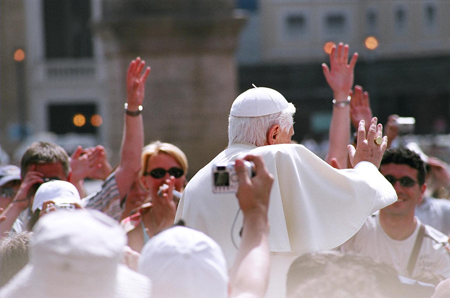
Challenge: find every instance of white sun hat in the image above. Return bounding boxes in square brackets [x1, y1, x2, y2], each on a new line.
[230, 86, 290, 117]
[31, 180, 81, 212]
[0, 165, 21, 187]
[138, 226, 228, 298]
[0, 209, 152, 298]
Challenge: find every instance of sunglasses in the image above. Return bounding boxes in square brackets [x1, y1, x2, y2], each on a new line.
[144, 167, 184, 179]
[0, 187, 17, 198]
[384, 175, 418, 188]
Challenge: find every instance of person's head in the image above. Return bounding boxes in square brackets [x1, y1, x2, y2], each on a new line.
[20, 141, 70, 181]
[140, 141, 188, 201]
[380, 147, 426, 217]
[138, 226, 228, 298]
[28, 180, 82, 231]
[0, 210, 151, 298]
[228, 87, 296, 147]
[0, 165, 21, 209]
[0, 231, 32, 287]
[286, 251, 400, 298]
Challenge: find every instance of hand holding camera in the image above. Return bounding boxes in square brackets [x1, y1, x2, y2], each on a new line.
[212, 161, 254, 193]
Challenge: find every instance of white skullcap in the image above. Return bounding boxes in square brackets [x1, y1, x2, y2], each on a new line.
[230, 87, 289, 117]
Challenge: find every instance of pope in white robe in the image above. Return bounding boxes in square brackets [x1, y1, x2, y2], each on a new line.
[175, 86, 397, 297]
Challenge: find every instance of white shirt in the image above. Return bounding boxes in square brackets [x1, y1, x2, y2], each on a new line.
[339, 213, 450, 280]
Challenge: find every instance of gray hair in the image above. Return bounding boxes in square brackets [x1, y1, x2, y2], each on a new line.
[228, 103, 296, 146]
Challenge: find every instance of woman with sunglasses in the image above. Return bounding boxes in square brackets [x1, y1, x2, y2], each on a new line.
[122, 141, 188, 252]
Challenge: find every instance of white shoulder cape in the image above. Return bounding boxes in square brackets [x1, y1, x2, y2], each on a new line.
[175, 143, 397, 264]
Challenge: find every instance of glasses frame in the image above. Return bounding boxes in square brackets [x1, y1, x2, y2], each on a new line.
[143, 167, 184, 179]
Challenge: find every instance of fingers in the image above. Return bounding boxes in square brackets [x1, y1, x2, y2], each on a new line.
[348, 52, 358, 69]
[356, 119, 366, 147]
[142, 66, 151, 83]
[365, 117, 378, 142]
[235, 159, 252, 188]
[329, 158, 341, 170]
[70, 146, 84, 159]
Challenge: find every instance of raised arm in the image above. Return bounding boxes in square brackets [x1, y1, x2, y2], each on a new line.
[229, 155, 273, 298]
[350, 85, 372, 133]
[115, 58, 150, 199]
[323, 43, 358, 169]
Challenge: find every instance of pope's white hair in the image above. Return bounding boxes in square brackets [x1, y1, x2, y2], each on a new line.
[228, 103, 296, 147]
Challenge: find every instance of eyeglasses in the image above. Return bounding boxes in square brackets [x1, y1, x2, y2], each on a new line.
[384, 175, 418, 188]
[143, 167, 184, 179]
[0, 187, 17, 198]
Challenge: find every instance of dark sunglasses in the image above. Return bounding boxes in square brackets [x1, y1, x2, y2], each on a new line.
[0, 187, 17, 198]
[384, 175, 418, 188]
[144, 167, 184, 179]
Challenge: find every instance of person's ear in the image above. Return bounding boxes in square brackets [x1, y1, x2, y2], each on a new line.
[266, 124, 281, 145]
[140, 175, 150, 190]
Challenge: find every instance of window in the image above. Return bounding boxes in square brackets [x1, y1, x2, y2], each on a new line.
[285, 14, 308, 38]
[424, 4, 436, 30]
[236, 0, 257, 12]
[325, 13, 347, 35]
[366, 10, 377, 34]
[395, 6, 407, 34]
[48, 103, 98, 135]
[43, 0, 93, 59]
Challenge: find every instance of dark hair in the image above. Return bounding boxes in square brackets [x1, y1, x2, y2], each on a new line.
[20, 141, 70, 178]
[380, 147, 426, 185]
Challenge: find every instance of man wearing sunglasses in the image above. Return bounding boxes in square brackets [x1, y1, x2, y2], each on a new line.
[339, 147, 450, 285]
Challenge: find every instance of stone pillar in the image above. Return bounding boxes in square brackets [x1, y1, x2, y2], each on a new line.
[94, 0, 246, 175]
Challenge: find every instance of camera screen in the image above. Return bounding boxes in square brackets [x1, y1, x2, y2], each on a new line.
[214, 172, 229, 186]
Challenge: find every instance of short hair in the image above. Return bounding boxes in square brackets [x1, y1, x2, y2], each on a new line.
[0, 231, 32, 287]
[228, 103, 296, 147]
[380, 147, 426, 185]
[20, 142, 70, 178]
[141, 141, 188, 176]
[286, 251, 398, 298]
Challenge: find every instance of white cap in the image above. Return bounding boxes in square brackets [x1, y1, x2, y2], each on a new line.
[138, 226, 228, 298]
[230, 87, 289, 117]
[0, 210, 152, 298]
[405, 142, 429, 163]
[32, 180, 81, 212]
[0, 165, 21, 187]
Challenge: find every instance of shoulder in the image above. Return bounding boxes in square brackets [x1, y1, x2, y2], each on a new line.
[423, 223, 448, 245]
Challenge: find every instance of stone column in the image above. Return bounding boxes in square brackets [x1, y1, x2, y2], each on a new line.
[94, 0, 246, 175]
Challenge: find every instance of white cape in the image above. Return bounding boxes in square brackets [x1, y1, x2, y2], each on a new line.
[176, 143, 397, 265]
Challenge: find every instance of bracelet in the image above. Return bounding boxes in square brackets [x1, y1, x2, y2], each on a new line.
[332, 96, 351, 108]
[124, 103, 143, 116]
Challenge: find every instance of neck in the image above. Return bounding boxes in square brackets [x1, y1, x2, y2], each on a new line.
[379, 212, 417, 240]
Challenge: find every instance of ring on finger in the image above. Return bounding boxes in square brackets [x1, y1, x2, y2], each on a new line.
[374, 136, 383, 146]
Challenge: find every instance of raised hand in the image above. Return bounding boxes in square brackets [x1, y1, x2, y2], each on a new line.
[322, 43, 358, 100]
[235, 155, 273, 217]
[348, 117, 387, 168]
[126, 57, 151, 108]
[350, 85, 373, 132]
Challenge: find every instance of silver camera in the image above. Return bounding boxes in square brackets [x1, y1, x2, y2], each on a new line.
[396, 117, 415, 134]
[212, 161, 253, 193]
[54, 202, 76, 211]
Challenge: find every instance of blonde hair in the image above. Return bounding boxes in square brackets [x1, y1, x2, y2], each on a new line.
[141, 141, 188, 176]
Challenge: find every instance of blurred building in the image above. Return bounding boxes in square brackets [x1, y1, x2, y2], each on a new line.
[236, 0, 450, 142]
[1, 0, 244, 173]
[2, 0, 450, 170]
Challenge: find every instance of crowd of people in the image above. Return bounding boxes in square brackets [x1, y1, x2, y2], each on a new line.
[0, 43, 450, 297]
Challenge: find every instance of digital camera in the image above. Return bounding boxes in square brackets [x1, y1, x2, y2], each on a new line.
[396, 117, 415, 135]
[54, 202, 76, 211]
[212, 161, 253, 193]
